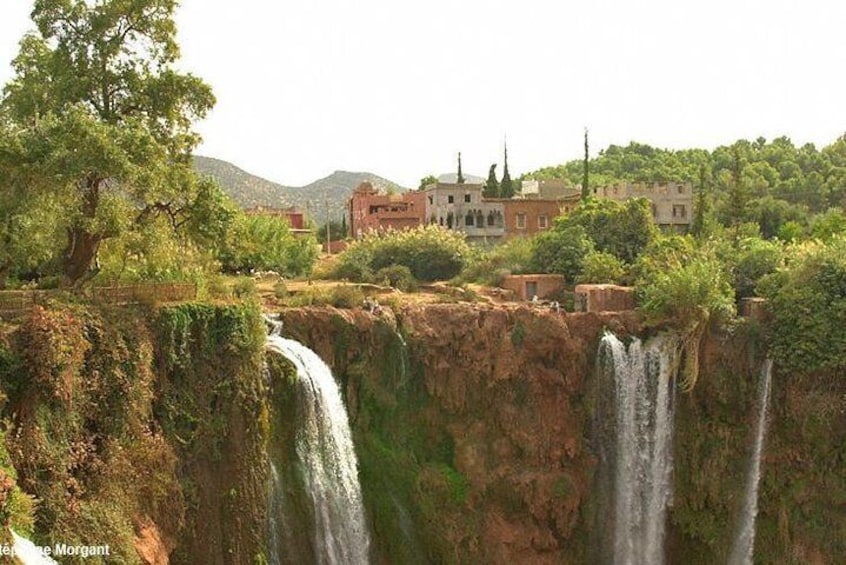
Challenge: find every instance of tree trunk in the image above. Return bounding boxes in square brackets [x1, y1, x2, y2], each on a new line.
[0, 261, 10, 290]
[62, 176, 104, 288]
[63, 228, 102, 288]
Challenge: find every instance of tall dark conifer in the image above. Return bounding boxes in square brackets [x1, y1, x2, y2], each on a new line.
[582, 128, 590, 200]
[692, 164, 711, 237]
[484, 164, 499, 198]
[457, 152, 465, 184]
[500, 141, 514, 198]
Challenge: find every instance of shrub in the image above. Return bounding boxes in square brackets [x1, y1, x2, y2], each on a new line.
[232, 277, 257, 299]
[333, 225, 470, 282]
[577, 251, 626, 284]
[273, 281, 288, 299]
[219, 214, 318, 276]
[459, 237, 533, 285]
[530, 225, 594, 283]
[637, 254, 735, 329]
[329, 285, 366, 309]
[374, 265, 417, 292]
[760, 236, 846, 373]
[560, 196, 659, 263]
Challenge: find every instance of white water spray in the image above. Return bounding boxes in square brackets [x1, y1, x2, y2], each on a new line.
[600, 332, 678, 565]
[266, 333, 371, 565]
[729, 359, 773, 565]
[10, 531, 57, 565]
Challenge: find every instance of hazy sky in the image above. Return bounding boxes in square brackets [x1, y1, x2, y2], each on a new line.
[1, 0, 845, 187]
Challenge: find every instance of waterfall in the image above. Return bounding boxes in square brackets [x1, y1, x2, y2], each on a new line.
[599, 332, 678, 565]
[729, 359, 773, 565]
[10, 531, 57, 565]
[266, 332, 371, 565]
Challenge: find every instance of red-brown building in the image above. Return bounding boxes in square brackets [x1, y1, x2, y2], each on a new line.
[348, 182, 426, 238]
[501, 196, 578, 237]
[245, 205, 307, 230]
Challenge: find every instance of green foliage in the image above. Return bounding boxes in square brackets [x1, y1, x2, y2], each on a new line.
[419, 175, 438, 190]
[1, 0, 215, 285]
[510, 323, 526, 347]
[810, 208, 846, 241]
[483, 164, 499, 198]
[458, 237, 534, 285]
[500, 146, 514, 198]
[374, 264, 418, 292]
[761, 236, 846, 373]
[636, 250, 734, 329]
[560, 197, 659, 263]
[530, 225, 594, 283]
[751, 195, 809, 240]
[219, 213, 318, 276]
[333, 225, 471, 282]
[577, 251, 625, 284]
[731, 238, 783, 298]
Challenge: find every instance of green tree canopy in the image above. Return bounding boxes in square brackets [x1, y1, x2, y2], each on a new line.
[1, 0, 215, 286]
[559, 197, 658, 263]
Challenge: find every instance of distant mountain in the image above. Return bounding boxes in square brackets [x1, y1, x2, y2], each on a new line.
[193, 156, 294, 208]
[193, 156, 406, 224]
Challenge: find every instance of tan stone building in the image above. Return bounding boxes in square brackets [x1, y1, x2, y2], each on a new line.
[501, 274, 565, 300]
[593, 182, 693, 231]
[423, 182, 505, 243]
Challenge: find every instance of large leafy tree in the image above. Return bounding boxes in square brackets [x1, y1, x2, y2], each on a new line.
[1, 0, 215, 286]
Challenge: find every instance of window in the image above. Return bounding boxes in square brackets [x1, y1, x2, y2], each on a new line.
[487, 212, 495, 226]
[677, 184, 685, 194]
[428, 196, 433, 205]
[538, 215, 549, 229]
[672, 204, 687, 219]
[448, 195, 454, 204]
[465, 213, 474, 227]
[464, 194, 471, 203]
[516, 213, 527, 229]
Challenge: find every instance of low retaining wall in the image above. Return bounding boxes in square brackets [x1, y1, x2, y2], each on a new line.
[573, 284, 635, 312]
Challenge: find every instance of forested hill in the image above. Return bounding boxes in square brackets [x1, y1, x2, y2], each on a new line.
[193, 156, 405, 223]
[526, 136, 846, 214]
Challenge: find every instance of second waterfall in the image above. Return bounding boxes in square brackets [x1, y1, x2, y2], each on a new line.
[266, 331, 371, 565]
[597, 332, 680, 565]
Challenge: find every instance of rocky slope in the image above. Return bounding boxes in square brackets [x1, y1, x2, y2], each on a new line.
[193, 156, 405, 221]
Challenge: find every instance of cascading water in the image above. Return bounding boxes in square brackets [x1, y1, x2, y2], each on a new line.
[265, 324, 371, 565]
[10, 531, 57, 565]
[728, 359, 773, 565]
[598, 332, 679, 565]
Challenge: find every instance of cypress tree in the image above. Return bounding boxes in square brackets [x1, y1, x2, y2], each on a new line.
[457, 152, 465, 184]
[582, 128, 590, 200]
[484, 164, 499, 198]
[500, 141, 514, 198]
[692, 164, 711, 237]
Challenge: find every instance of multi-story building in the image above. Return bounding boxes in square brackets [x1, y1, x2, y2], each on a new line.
[422, 182, 506, 243]
[348, 182, 426, 238]
[593, 182, 693, 231]
[500, 197, 575, 237]
[520, 179, 581, 201]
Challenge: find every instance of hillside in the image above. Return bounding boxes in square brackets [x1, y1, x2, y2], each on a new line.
[193, 156, 405, 224]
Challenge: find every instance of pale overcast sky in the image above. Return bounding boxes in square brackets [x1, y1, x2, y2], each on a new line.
[1, 0, 845, 187]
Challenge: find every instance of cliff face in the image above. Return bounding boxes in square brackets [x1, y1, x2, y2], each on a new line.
[279, 304, 846, 565]
[0, 303, 270, 565]
[1, 302, 842, 564]
[279, 304, 641, 564]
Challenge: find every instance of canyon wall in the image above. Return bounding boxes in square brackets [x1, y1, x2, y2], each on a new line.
[0, 302, 843, 563]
